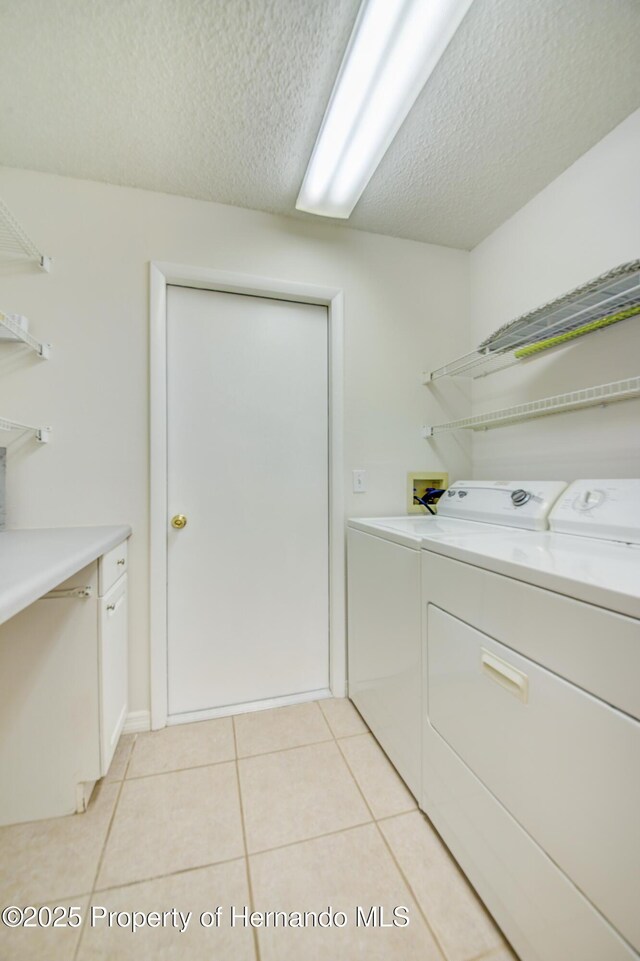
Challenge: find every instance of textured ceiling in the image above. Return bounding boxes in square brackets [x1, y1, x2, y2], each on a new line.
[1, 0, 639, 249]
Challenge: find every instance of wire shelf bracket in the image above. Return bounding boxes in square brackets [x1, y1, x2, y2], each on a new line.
[0, 198, 52, 272]
[423, 377, 640, 436]
[0, 418, 51, 443]
[0, 312, 51, 358]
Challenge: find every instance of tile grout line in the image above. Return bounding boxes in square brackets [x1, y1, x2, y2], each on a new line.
[72, 734, 137, 961]
[91, 854, 250, 895]
[236, 732, 360, 763]
[78, 820, 503, 961]
[123, 753, 238, 781]
[248, 817, 375, 858]
[317, 698, 342, 742]
[318, 698, 371, 742]
[375, 808, 422, 825]
[124, 735, 340, 781]
[117, 703, 363, 785]
[89, 819, 378, 895]
[86, 816, 433, 898]
[375, 833, 450, 960]
[232, 715, 262, 961]
[315, 697, 337, 741]
[471, 946, 519, 961]
[334, 732, 449, 961]
[383, 806, 516, 961]
[468, 950, 513, 961]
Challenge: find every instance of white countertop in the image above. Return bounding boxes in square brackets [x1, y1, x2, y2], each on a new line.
[0, 526, 131, 626]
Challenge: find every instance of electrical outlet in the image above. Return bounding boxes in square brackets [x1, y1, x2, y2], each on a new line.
[352, 470, 367, 493]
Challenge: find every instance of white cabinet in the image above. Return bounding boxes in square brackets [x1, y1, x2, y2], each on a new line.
[0, 538, 129, 825]
[97, 538, 129, 777]
[99, 539, 128, 595]
[99, 574, 128, 777]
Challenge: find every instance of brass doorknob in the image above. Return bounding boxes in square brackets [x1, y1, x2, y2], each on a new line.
[171, 514, 187, 529]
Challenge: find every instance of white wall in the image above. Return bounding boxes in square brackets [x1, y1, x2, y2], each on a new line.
[0, 168, 470, 715]
[470, 108, 640, 480]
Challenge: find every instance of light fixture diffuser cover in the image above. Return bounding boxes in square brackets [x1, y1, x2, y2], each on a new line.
[296, 0, 474, 219]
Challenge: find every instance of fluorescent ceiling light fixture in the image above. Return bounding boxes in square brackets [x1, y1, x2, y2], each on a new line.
[296, 0, 474, 219]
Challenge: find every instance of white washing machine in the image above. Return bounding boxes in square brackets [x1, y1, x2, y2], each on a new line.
[421, 479, 640, 961]
[346, 480, 566, 798]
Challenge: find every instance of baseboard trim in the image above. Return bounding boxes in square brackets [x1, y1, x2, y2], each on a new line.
[166, 688, 333, 727]
[123, 710, 151, 734]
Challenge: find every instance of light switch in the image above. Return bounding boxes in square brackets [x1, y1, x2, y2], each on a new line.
[352, 470, 367, 493]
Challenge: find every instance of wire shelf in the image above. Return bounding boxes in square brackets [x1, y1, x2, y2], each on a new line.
[480, 262, 640, 352]
[0, 417, 51, 443]
[425, 261, 640, 382]
[0, 198, 51, 271]
[423, 377, 640, 436]
[0, 312, 51, 358]
[423, 347, 520, 381]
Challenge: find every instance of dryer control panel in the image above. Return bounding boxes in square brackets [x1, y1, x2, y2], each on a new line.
[549, 479, 640, 544]
[437, 480, 567, 531]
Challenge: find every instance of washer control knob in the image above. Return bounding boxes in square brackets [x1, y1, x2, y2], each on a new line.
[511, 489, 531, 506]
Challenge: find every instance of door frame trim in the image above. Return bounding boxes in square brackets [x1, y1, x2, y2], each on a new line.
[149, 262, 345, 730]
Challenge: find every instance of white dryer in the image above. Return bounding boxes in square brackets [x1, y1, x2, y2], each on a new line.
[346, 480, 566, 798]
[421, 479, 640, 961]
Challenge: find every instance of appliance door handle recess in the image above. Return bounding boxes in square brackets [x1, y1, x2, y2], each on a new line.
[481, 648, 529, 703]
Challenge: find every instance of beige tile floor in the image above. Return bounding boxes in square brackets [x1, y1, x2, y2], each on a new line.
[0, 698, 519, 961]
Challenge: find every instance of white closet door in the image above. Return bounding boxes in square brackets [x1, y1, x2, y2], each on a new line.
[166, 286, 329, 716]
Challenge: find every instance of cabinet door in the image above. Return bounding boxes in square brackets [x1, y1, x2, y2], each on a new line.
[0, 563, 100, 824]
[99, 575, 128, 776]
